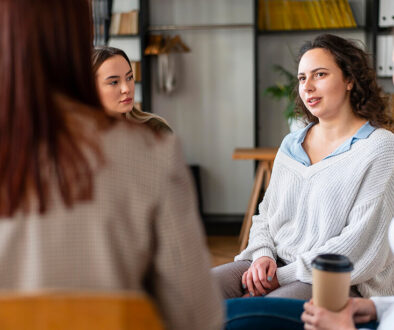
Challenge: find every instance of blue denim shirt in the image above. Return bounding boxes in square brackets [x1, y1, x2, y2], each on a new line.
[279, 121, 376, 167]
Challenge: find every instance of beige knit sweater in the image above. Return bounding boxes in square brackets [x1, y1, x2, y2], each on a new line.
[0, 121, 223, 330]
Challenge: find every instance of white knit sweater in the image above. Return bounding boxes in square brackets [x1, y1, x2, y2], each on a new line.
[235, 128, 394, 298]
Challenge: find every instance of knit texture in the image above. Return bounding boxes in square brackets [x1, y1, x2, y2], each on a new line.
[0, 121, 223, 330]
[236, 128, 394, 298]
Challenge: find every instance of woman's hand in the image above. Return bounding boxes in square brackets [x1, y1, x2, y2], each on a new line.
[351, 298, 377, 324]
[301, 299, 356, 330]
[241, 256, 279, 296]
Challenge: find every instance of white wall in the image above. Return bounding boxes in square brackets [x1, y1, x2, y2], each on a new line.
[149, 0, 254, 214]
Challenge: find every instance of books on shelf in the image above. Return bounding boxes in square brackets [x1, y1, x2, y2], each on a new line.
[110, 10, 139, 35]
[131, 61, 141, 82]
[258, 0, 357, 31]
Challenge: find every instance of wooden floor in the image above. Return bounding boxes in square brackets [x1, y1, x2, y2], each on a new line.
[207, 236, 239, 267]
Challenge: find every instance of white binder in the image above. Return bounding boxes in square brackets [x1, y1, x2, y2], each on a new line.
[377, 35, 387, 77]
[379, 0, 394, 27]
[386, 36, 394, 77]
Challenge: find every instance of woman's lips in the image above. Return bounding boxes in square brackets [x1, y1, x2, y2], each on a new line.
[120, 98, 133, 104]
[307, 97, 321, 107]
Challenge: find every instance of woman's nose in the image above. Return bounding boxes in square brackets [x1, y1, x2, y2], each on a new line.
[120, 82, 130, 94]
[302, 77, 315, 92]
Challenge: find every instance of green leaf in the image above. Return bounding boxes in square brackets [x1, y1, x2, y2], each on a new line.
[263, 64, 299, 119]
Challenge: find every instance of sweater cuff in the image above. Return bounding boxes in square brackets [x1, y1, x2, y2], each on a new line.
[251, 248, 275, 263]
[276, 262, 297, 286]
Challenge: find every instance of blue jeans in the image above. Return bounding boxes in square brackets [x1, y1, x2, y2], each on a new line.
[225, 297, 378, 330]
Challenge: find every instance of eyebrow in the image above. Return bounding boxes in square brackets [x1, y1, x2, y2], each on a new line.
[104, 70, 133, 80]
[297, 67, 329, 76]
[104, 75, 120, 80]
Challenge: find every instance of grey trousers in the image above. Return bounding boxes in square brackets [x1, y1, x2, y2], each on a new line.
[211, 260, 361, 300]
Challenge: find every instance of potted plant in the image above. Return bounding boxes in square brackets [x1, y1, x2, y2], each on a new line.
[263, 64, 304, 132]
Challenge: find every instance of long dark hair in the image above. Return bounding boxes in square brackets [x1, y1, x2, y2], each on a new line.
[0, 0, 112, 216]
[295, 34, 393, 131]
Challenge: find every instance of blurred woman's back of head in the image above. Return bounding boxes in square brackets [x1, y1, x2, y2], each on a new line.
[0, 0, 111, 217]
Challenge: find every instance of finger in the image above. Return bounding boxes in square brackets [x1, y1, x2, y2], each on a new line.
[354, 315, 371, 324]
[301, 311, 315, 324]
[303, 302, 315, 314]
[246, 270, 255, 297]
[241, 271, 248, 291]
[252, 268, 266, 296]
[257, 266, 271, 291]
[304, 324, 315, 330]
[266, 261, 277, 283]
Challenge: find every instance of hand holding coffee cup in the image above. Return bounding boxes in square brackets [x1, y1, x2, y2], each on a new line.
[312, 254, 354, 312]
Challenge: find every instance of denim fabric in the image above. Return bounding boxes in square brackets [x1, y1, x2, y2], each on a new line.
[225, 297, 378, 330]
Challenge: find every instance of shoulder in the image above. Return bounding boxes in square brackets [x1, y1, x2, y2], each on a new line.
[369, 128, 394, 146]
[363, 128, 394, 161]
[101, 121, 180, 172]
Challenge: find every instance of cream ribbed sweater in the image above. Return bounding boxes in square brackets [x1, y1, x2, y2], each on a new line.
[236, 128, 394, 298]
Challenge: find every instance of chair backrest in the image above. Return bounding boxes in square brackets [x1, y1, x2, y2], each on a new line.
[0, 291, 164, 330]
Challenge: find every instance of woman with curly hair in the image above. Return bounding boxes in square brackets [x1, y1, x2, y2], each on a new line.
[213, 34, 394, 304]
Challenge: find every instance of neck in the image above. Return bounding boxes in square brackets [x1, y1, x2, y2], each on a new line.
[315, 111, 367, 142]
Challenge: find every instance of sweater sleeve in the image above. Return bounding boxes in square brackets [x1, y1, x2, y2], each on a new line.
[234, 197, 277, 262]
[277, 191, 394, 289]
[149, 136, 223, 330]
[370, 296, 394, 322]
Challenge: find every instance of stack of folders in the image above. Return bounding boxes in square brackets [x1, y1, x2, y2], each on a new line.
[258, 0, 357, 31]
[110, 10, 139, 35]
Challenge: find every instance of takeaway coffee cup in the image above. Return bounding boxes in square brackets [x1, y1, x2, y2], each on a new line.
[312, 254, 354, 312]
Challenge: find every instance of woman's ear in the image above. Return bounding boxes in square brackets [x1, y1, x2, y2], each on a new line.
[346, 80, 354, 91]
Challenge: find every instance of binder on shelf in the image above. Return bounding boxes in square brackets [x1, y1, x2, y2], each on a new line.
[109, 13, 121, 36]
[110, 10, 139, 35]
[257, 0, 357, 32]
[306, 0, 322, 29]
[330, 0, 345, 27]
[282, 0, 292, 30]
[376, 35, 394, 77]
[131, 61, 141, 82]
[379, 0, 394, 27]
[320, 0, 335, 28]
[294, 1, 308, 30]
[311, 0, 326, 28]
[338, 0, 357, 27]
[386, 36, 394, 77]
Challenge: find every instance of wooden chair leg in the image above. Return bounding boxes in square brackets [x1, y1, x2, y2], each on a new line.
[239, 161, 265, 252]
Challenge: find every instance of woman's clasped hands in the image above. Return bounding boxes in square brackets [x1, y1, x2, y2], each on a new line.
[241, 256, 280, 297]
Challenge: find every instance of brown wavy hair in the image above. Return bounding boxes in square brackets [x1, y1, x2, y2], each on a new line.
[92, 47, 132, 75]
[0, 0, 113, 216]
[295, 34, 393, 131]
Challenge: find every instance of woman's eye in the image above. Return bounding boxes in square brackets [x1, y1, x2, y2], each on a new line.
[315, 72, 326, 78]
[126, 75, 134, 81]
[109, 80, 118, 86]
[298, 76, 305, 82]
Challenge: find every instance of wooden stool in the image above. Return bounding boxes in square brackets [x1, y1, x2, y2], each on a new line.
[233, 148, 278, 252]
